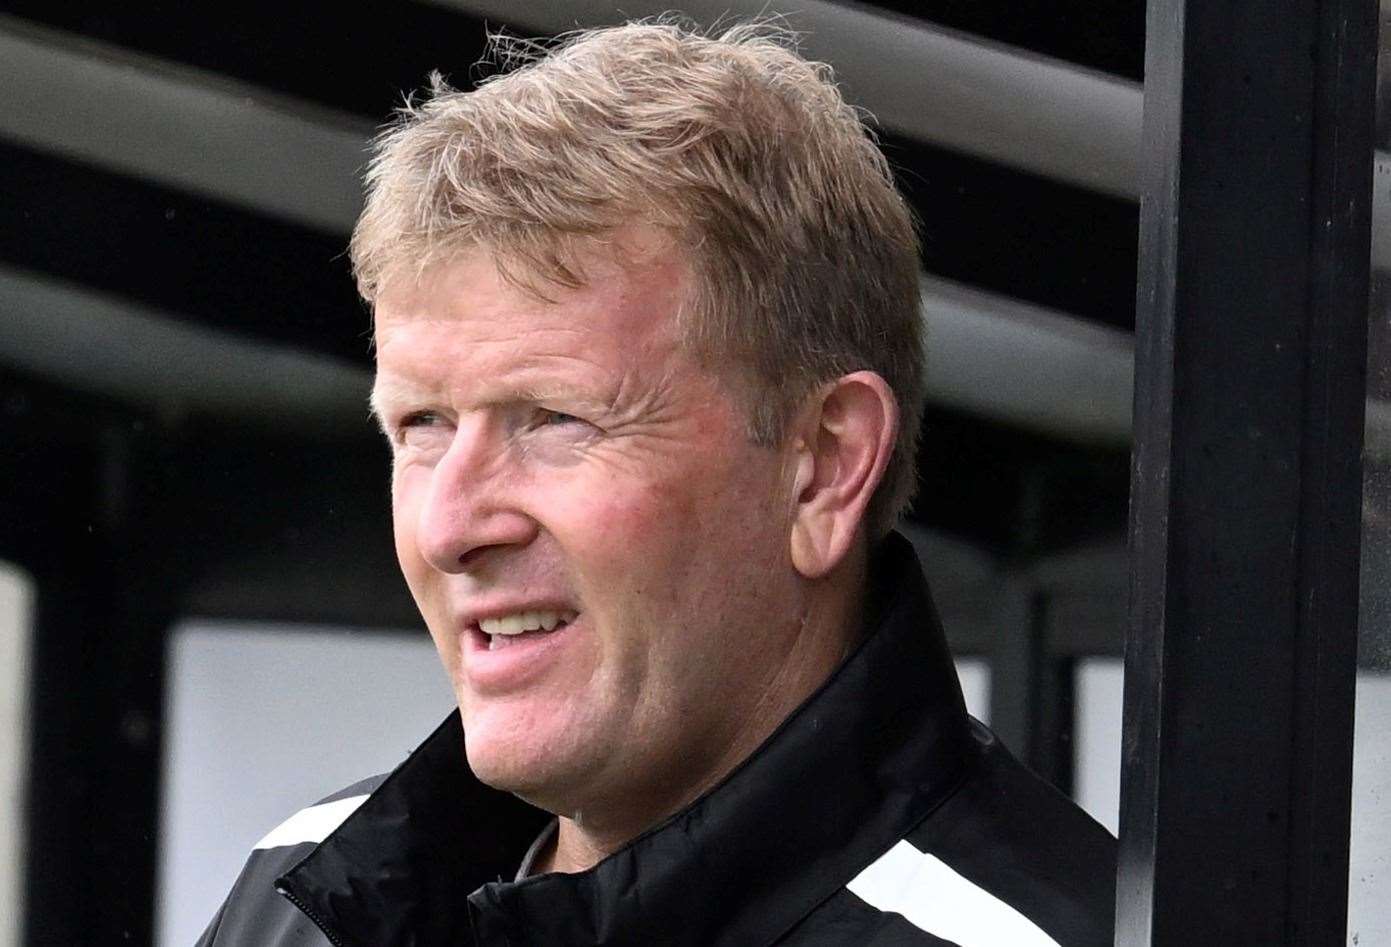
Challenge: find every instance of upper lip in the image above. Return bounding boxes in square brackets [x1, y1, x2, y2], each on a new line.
[460, 600, 579, 630]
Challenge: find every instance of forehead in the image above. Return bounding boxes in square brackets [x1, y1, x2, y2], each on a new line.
[375, 231, 690, 338]
[371, 234, 692, 392]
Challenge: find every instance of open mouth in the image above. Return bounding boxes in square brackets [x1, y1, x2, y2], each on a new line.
[477, 609, 578, 651]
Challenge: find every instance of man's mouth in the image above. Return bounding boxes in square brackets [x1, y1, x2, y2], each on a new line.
[478, 609, 579, 650]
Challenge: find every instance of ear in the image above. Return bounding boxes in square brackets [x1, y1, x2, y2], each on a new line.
[788, 371, 899, 579]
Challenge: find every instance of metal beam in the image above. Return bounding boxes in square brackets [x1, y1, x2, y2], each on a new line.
[0, 15, 369, 234]
[921, 276, 1133, 445]
[16, 419, 190, 946]
[1121, 0, 1373, 942]
[8, 2, 1391, 280]
[0, 266, 371, 435]
[424, 0, 1144, 199]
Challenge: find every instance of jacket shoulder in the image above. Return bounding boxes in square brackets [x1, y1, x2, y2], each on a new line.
[783, 722, 1114, 947]
[903, 720, 1116, 946]
[195, 774, 389, 947]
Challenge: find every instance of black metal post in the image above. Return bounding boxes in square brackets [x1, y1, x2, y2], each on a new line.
[1028, 650, 1076, 797]
[19, 418, 183, 947]
[1122, 0, 1374, 944]
[988, 580, 1037, 759]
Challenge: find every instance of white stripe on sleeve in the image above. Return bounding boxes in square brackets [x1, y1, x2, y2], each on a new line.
[253, 794, 370, 851]
[846, 839, 1060, 947]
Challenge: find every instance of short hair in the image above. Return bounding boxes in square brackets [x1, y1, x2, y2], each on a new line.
[352, 19, 924, 537]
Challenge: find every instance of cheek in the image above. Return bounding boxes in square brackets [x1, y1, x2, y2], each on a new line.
[389, 468, 434, 589]
[554, 462, 781, 619]
[542, 456, 670, 535]
[564, 479, 685, 558]
[385, 472, 461, 676]
[533, 479, 693, 634]
[389, 459, 428, 535]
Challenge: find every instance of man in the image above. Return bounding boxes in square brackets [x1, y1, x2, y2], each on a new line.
[200, 20, 1115, 946]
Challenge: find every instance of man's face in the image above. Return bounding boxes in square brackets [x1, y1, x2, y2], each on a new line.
[371, 232, 808, 818]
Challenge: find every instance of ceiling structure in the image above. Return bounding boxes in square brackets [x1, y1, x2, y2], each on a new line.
[0, 0, 1153, 561]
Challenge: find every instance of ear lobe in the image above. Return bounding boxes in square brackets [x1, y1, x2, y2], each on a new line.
[789, 372, 898, 580]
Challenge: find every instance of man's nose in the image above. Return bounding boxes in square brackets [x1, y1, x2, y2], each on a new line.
[412, 424, 538, 573]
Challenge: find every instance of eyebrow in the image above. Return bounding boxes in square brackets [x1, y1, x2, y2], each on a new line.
[367, 379, 423, 429]
[368, 376, 613, 427]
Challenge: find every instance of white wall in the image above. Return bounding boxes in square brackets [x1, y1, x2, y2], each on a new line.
[1348, 673, 1391, 947]
[156, 622, 453, 947]
[0, 563, 33, 947]
[956, 657, 991, 726]
[1074, 657, 1123, 834]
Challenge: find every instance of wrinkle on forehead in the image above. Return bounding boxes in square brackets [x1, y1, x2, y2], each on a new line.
[374, 224, 689, 323]
[370, 231, 702, 425]
[377, 232, 687, 343]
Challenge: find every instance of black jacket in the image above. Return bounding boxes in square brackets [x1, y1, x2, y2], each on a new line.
[198, 533, 1115, 946]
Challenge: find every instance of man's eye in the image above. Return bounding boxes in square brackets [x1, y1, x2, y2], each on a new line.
[393, 411, 446, 447]
[399, 410, 440, 429]
[540, 410, 583, 427]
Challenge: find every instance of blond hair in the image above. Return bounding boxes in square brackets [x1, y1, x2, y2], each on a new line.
[352, 20, 923, 536]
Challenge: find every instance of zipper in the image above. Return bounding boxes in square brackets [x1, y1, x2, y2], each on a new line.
[277, 884, 350, 947]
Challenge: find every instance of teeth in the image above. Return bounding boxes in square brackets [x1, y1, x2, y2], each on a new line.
[479, 609, 577, 638]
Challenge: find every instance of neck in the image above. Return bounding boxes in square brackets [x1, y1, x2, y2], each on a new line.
[538, 546, 869, 875]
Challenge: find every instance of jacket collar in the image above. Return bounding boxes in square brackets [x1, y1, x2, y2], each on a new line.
[278, 532, 973, 947]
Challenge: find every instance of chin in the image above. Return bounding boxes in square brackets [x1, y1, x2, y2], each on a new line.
[462, 712, 586, 805]
[465, 737, 540, 789]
